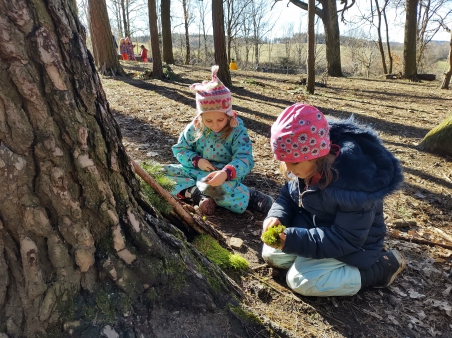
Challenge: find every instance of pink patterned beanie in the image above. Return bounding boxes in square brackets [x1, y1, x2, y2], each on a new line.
[190, 65, 238, 127]
[271, 104, 330, 162]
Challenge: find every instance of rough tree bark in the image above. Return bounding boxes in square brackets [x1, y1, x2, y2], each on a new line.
[212, 0, 232, 87]
[0, 1, 248, 337]
[288, 0, 343, 77]
[418, 114, 452, 156]
[161, 0, 175, 64]
[148, 0, 164, 78]
[306, 0, 315, 94]
[88, 0, 124, 76]
[403, 0, 419, 79]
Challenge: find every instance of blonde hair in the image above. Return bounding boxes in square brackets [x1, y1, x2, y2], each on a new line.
[280, 152, 337, 189]
[192, 115, 234, 142]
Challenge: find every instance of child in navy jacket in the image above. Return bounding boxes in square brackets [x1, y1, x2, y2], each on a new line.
[263, 103, 405, 296]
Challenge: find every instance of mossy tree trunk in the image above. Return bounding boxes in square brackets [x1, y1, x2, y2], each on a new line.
[0, 1, 242, 337]
[418, 114, 452, 156]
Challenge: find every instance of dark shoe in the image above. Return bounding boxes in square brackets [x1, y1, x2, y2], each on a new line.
[248, 188, 274, 215]
[185, 186, 216, 215]
[359, 250, 406, 289]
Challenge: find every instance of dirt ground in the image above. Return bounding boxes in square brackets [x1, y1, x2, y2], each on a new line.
[101, 62, 452, 338]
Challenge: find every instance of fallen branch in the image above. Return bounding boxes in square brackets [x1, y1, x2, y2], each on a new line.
[388, 229, 452, 250]
[131, 159, 225, 242]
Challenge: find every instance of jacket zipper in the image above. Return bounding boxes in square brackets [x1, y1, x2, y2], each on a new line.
[298, 181, 317, 226]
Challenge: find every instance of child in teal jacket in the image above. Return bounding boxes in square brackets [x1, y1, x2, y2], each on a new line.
[164, 66, 273, 215]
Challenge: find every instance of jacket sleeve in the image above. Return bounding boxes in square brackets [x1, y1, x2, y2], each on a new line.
[226, 123, 254, 179]
[266, 182, 300, 226]
[282, 201, 377, 259]
[172, 123, 199, 168]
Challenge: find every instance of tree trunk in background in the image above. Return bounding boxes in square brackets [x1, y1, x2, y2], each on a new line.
[149, 0, 164, 78]
[418, 114, 452, 156]
[374, 0, 388, 74]
[88, 0, 124, 75]
[306, 0, 315, 94]
[440, 29, 452, 89]
[289, 0, 343, 77]
[0, 1, 242, 336]
[121, 0, 130, 38]
[182, 0, 191, 65]
[318, 0, 342, 77]
[212, 0, 232, 87]
[403, 0, 419, 79]
[161, 0, 175, 64]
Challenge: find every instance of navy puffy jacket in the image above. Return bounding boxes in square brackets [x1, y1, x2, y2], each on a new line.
[267, 117, 404, 269]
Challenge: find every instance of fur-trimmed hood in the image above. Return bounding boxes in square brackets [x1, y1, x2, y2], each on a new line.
[323, 116, 404, 206]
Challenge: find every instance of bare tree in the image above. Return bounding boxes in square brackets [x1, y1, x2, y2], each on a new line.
[404, 0, 419, 79]
[196, 0, 212, 64]
[307, 0, 315, 93]
[149, 0, 164, 77]
[161, 0, 175, 64]
[182, 0, 192, 64]
[278, 0, 346, 77]
[212, 0, 232, 86]
[249, 0, 277, 67]
[88, 0, 124, 75]
[225, 0, 251, 62]
[416, 0, 452, 72]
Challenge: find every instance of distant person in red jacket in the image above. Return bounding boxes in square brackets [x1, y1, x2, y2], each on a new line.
[140, 45, 148, 62]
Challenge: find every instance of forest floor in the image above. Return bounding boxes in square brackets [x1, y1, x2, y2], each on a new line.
[101, 62, 452, 338]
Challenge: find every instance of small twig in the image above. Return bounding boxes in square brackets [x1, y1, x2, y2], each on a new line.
[388, 229, 452, 250]
[251, 263, 268, 271]
[431, 227, 452, 244]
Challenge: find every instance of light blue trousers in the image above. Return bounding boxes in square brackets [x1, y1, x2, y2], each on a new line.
[262, 244, 362, 296]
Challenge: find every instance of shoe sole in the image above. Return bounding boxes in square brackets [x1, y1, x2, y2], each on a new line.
[199, 197, 216, 215]
[376, 250, 407, 288]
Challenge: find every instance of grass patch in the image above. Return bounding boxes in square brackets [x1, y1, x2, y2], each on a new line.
[193, 234, 249, 271]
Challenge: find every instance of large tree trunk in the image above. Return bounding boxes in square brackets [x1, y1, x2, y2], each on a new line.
[418, 114, 452, 156]
[403, 0, 419, 79]
[306, 0, 315, 94]
[161, 0, 175, 64]
[88, 0, 124, 76]
[0, 1, 248, 337]
[149, 0, 164, 78]
[289, 0, 343, 77]
[212, 0, 232, 87]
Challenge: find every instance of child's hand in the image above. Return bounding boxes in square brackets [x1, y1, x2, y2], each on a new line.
[204, 171, 227, 186]
[198, 159, 215, 171]
[263, 217, 281, 232]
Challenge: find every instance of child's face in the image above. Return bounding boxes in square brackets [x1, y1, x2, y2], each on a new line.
[202, 111, 228, 133]
[284, 160, 316, 179]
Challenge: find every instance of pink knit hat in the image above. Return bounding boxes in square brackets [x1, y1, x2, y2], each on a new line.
[271, 104, 330, 162]
[190, 65, 238, 127]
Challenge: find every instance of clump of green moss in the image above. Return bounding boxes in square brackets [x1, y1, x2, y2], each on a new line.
[261, 225, 286, 246]
[193, 234, 249, 270]
[138, 160, 175, 214]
